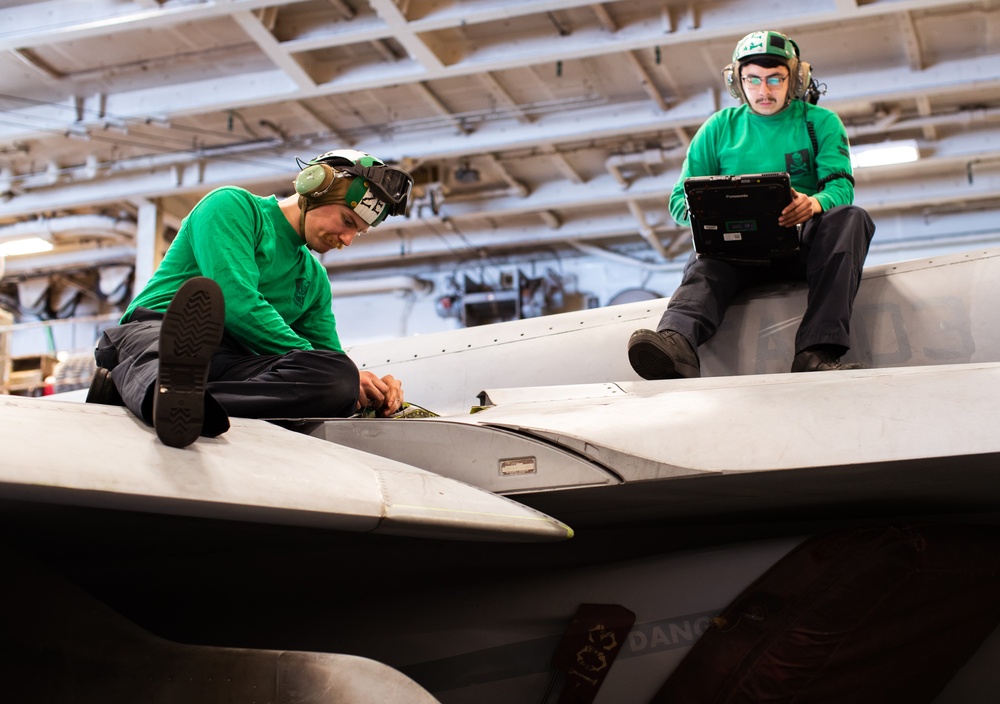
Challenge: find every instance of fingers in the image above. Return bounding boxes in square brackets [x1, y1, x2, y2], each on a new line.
[779, 191, 815, 227]
[357, 371, 404, 416]
[356, 370, 383, 411]
[377, 374, 404, 416]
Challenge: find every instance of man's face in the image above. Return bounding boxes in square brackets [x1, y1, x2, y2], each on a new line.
[302, 203, 370, 253]
[740, 64, 791, 116]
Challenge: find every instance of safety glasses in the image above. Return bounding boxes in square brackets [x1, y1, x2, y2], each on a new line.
[337, 163, 413, 216]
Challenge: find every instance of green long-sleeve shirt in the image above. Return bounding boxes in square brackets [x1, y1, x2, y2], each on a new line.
[124, 187, 343, 354]
[670, 100, 855, 226]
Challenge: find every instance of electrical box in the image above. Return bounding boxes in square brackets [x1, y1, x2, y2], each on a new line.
[461, 272, 523, 327]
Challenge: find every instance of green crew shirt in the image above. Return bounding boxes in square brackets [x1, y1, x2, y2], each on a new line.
[670, 100, 855, 225]
[124, 187, 343, 354]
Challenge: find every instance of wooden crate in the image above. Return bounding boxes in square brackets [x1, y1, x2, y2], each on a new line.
[7, 354, 59, 395]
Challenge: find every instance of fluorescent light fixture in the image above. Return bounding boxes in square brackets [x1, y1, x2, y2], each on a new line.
[0, 237, 54, 256]
[851, 139, 920, 169]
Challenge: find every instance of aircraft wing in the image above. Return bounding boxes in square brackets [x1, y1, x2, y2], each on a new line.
[345, 248, 1000, 417]
[0, 395, 572, 543]
[308, 362, 1000, 525]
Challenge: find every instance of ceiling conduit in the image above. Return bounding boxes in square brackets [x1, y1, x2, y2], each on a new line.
[846, 106, 1000, 140]
[1, 246, 137, 277]
[567, 240, 684, 271]
[0, 214, 137, 243]
[329, 275, 433, 297]
[605, 147, 686, 188]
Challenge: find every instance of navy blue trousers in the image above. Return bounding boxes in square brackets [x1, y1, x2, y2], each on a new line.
[658, 205, 875, 355]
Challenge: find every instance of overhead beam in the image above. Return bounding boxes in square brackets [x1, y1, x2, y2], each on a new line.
[366, 0, 444, 71]
[0, 0, 304, 51]
[412, 83, 469, 135]
[0, 2, 990, 147]
[623, 51, 670, 113]
[540, 145, 585, 184]
[9, 47, 62, 80]
[0, 92, 717, 208]
[232, 10, 316, 90]
[5, 58, 1000, 216]
[898, 11, 925, 71]
[476, 73, 532, 124]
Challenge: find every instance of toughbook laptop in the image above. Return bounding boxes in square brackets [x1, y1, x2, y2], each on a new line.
[683, 172, 800, 260]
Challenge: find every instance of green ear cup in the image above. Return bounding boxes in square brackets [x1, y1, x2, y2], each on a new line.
[295, 163, 335, 197]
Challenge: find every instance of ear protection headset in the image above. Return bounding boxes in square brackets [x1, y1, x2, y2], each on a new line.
[722, 30, 812, 105]
[294, 161, 338, 199]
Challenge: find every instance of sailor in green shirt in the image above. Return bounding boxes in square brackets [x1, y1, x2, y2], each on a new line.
[628, 30, 876, 379]
[88, 149, 413, 448]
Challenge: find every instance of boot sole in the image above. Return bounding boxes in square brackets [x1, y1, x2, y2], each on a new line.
[154, 278, 225, 448]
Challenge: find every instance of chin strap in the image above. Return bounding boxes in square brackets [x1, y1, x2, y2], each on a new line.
[297, 195, 310, 244]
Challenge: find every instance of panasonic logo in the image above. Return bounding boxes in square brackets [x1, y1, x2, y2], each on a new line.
[725, 194, 750, 199]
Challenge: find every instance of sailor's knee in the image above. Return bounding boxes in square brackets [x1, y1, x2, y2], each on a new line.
[826, 205, 875, 237]
[283, 349, 360, 416]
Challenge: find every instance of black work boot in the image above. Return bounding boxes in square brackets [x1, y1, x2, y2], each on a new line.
[791, 346, 864, 373]
[154, 277, 225, 448]
[627, 329, 701, 380]
[85, 367, 125, 406]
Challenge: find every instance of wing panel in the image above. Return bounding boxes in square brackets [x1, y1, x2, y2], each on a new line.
[0, 396, 571, 542]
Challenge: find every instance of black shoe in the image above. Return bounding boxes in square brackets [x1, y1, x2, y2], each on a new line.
[627, 329, 701, 380]
[791, 346, 864, 373]
[154, 277, 225, 448]
[85, 367, 124, 406]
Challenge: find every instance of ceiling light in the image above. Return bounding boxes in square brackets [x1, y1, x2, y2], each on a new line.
[0, 237, 54, 256]
[851, 139, 919, 169]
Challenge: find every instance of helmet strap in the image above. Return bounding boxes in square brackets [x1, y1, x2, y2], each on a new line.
[297, 195, 310, 243]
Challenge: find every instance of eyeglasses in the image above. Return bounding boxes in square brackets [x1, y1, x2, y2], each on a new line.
[742, 75, 788, 88]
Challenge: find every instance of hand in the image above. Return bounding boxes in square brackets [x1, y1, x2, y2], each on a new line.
[779, 189, 822, 227]
[357, 371, 404, 417]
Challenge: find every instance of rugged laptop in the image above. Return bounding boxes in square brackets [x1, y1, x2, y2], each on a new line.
[683, 172, 800, 260]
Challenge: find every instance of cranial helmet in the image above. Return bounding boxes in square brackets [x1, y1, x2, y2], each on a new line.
[294, 148, 413, 228]
[722, 30, 812, 107]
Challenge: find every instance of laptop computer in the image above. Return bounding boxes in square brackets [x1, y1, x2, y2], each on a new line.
[683, 172, 800, 260]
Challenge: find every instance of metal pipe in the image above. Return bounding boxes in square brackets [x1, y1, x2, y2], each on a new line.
[329, 275, 433, 297]
[0, 214, 137, 242]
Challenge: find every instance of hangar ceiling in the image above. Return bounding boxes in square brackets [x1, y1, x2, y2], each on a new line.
[1, 0, 1000, 307]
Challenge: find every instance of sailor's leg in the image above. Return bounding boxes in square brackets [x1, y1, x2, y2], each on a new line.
[629, 254, 762, 379]
[93, 280, 228, 447]
[207, 349, 361, 419]
[795, 205, 875, 355]
[94, 315, 163, 422]
[656, 253, 755, 347]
